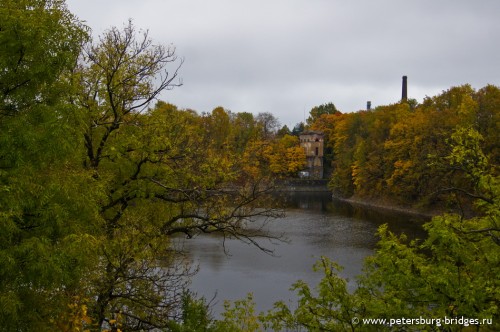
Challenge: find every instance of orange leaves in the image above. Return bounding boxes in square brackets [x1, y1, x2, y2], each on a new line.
[240, 135, 306, 178]
[315, 84, 500, 203]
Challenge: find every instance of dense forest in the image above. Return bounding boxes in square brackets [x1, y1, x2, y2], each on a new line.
[1, 1, 498, 331]
[310, 86, 499, 212]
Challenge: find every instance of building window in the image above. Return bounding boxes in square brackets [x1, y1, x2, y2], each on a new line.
[315, 147, 319, 156]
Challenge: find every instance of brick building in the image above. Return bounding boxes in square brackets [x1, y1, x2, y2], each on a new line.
[299, 131, 324, 179]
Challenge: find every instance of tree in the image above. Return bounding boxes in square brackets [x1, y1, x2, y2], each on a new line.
[318, 86, 498, 206]
[256, 112, 280, 139]
[267, 135, 306, 177]
[78, 19, 182, 171]
[214, 294, 264, 332]
[306, 102, 340, 127]
[475, 85, 500, 165]
[204, 106, 231, 150]
[353, 129, 499, 329]
[0, 3, 289, 325]
[291, 122, 305, 136]
[276, 124, 291, 137]
[75, 22, 283, 330]
[0, 0, 88, 115]
[0, 1, 96, 330]
[229, 111, 258, 154]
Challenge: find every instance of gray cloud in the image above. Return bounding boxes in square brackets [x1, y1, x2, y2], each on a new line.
[66, 0, 500, 127]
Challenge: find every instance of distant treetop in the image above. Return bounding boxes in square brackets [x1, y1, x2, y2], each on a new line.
[306, 102, 340, 126]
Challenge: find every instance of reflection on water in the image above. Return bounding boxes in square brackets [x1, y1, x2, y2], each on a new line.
[180, 192, 429, 317]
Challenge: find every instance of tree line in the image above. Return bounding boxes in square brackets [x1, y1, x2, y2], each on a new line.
[175, 90, 500, 331]
[310, 86, 499, 213]
[212, 89, 499, 331]
[0, 2, 291, 330]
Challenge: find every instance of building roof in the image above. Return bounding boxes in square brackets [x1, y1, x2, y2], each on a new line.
[299, 130, 323, 136]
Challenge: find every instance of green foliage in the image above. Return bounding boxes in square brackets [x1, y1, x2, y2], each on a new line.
[307, 102, 340, 127]
[169, 293, 267, 332]
[292, 122, 305, 136]
[1, 3, 284, 330]
[214, 293, 264, 332]
[0, 0, 88, 114]
[225, 111, 257, 154]
[264, 257, 362, 331]
[277, 124, 292, 137]
[167, 292, 216, 332]
[0, 1, 97, 330]
[261, 126, 500, 331]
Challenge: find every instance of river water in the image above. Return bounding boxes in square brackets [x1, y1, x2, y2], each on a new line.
[180, 192, 428, 316]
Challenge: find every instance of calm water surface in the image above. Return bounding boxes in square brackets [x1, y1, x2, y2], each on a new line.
[180, 192, 428, 316]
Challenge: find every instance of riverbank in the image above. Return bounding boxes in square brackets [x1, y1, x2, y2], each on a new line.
[273, 179, 453, 219]
[333, 195, 444, 219]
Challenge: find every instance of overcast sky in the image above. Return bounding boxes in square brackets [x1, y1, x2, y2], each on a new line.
[66, 0, 500, 128]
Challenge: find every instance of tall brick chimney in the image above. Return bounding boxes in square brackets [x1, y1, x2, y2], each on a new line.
[402, 75, 408, 102]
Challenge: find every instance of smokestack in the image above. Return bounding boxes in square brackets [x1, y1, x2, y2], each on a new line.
[367, 101, 371, 110]
[402, 75, 408, 102]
